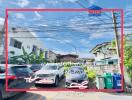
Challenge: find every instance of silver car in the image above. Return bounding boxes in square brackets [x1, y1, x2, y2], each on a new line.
[65, 66, 88, 89]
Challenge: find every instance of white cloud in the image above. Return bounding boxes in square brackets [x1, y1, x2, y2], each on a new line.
[89, 33, 104, 39]
[69, 17, 102, 33]
[65, 0, 78, 3]
[80, 39, 90, 45]
[79, 39, 94, 49]
[15, 13, 25, 19]
[34, 11, 42, 19]
[0, 0, 3, 3]
[37, 23, 48, 27]
[47, 0, 59, 5]
[89, 0, 96, 5]
[89, 32, 113, 40]
[36, 4, 45, 8]
[125, 5, 132, 11]
[53, 49, 69, 55]
[0, 17, 4, 25]
[63, 39, 72, 43]
[44, 32, 56, 37]
[17, 0, 30, 7]
[33, 4, 45, 20]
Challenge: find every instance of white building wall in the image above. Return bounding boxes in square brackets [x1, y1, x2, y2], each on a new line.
[0, 18, 4, 56]
[7, 27, 44, 57]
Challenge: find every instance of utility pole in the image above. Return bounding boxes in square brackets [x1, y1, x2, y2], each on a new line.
[112, 12, 120, 57]
[112, 12, 121, 72]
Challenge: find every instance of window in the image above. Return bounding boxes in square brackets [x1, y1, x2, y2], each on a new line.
[108, 61, 114, 64]
[10, 38, 22, 49]
[0, 66, 5, 73]
[40, 48, 43, 53]
[32, 45, 37, 53]
[45, 51, 48, 59]
[27, 45, 30, 49]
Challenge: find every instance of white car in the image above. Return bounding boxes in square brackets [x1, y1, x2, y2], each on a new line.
[34, 64, 64, 87]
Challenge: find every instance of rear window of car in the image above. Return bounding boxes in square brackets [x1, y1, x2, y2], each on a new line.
[11, 66, 32, 76]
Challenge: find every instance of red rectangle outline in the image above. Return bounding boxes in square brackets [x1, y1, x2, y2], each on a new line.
[5, 8, 124, 92]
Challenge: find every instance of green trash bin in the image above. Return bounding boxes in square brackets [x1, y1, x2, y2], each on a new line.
[103, 73, 113, 89]
[96, 75, 105, 89]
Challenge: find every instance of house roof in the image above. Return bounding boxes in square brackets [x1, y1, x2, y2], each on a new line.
[58, 54, 79, 58]
[90, 42, 111, 53]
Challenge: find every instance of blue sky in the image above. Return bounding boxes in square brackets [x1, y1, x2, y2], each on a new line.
[0, 0, 132, 58]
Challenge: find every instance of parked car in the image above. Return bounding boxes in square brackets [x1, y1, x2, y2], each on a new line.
[65, 66, 88, 89]
[0, 64, 34, 100]
[30, 64, 42, 72]
[35, 63, 64, 87]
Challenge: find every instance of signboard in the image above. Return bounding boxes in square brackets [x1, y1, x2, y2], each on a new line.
[88, 5, 102, 16]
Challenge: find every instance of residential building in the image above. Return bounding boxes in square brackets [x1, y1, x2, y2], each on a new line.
[90, 42, 119, 65]
[77, 58, 95, 66]
[126, 33, 132, 46]
[0, 18, 45, 63]
[0, 18, 5, 63]
[8, 27, 44, 57]
[57, 54, 79, 62]
[44, 50, 57, 62]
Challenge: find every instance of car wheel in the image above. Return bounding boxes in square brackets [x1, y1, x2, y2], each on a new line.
[0, 90, 3, 100]
[54, 76, 59, 87]
[61, 74, 65, 79]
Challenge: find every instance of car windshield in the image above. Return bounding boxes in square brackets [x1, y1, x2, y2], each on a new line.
[69, 67, 83, 74]
[42, 65, 57, 70]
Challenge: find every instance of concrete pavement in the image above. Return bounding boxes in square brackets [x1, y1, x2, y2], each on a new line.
[31, 91, 100, 100]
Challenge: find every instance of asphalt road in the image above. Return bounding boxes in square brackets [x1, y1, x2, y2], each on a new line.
[4, 77, 132, 100]
[6, 92, 46, 100]
[5, 91, 132, 100]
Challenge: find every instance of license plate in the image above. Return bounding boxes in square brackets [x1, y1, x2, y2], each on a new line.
[36, 79, 53, 83]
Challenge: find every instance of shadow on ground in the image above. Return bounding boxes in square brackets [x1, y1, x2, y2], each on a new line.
[5, 92, 46, 100]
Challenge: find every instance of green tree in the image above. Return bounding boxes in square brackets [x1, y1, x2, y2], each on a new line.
[111, 38, 132, 80]
[124, 45, 132, 80]
[10, 47, 48, 64]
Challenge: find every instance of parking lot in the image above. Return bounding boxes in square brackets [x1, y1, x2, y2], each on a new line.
[6, 91, 132, 100]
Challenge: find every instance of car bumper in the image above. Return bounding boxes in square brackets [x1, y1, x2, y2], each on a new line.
[65, 80, 88, 89]
[35, 78, 55, 84]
